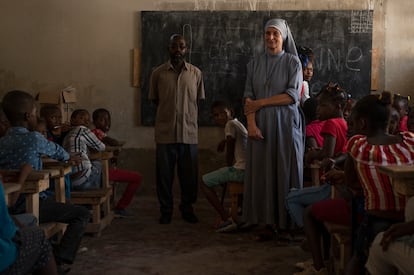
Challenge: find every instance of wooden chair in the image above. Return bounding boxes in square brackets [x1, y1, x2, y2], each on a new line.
[221, 181, 244, 222]
[70, 151, 114, 236]
[323, 185, 352, 275]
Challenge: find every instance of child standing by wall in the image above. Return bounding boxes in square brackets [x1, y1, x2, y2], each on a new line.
[91, 108, 142, 217]
[63, 109, 105, 190]
[201, 101, 247, 233]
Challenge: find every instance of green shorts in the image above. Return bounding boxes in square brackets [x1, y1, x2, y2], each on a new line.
[202, 167, 244, 187]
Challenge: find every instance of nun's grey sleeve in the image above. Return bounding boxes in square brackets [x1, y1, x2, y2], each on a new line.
[285, 56, 303, 103]
[243, 60, 255, 99]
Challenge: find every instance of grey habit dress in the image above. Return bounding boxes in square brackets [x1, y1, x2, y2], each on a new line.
[242, 19, 304, 229]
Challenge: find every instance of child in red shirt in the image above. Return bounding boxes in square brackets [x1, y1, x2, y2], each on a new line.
[91, 108, 142, 217]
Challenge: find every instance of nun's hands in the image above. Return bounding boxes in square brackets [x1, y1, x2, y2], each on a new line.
[244, 98, 263, 115]
[247, 124, 264, 140]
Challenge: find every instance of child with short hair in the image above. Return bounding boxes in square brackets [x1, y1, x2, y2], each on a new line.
[297, 46, 314, 105]
[201, 101, 247, 233]
[0, 90, 91, 269]
[39, 104, 70, 145]
[392, 93, 410, 132]
[91, 108, 142, 217]
[63, 109, 105, 190]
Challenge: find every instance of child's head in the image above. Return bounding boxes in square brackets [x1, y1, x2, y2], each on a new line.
[70, 109, 90, 127]
[302, 97, 318, 125]
[316, 82, 348, 121]
[297, 46, 314, 82]
[388, 107, 401, 135]
[40, 105, 62, 130]
[35, 118, 48, 138]
[392, 94, 410, 118]
[211, 101, 234, 127]
[92, 108, 111, 133]
[343, 97, 356, 122]
[2, 90, 37, 130]
[350, 91, 392, 136]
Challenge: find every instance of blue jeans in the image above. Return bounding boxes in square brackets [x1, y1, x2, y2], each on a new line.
[285, 184, 331, 227]
[72, 160, 103, 190]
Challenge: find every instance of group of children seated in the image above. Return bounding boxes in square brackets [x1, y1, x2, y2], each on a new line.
[0, 90, 141, 274]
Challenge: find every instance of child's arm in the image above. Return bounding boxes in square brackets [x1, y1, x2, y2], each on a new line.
[225, 136, 236, 167]
[84, 128, 106, 152]
[305, 134, 336, 165]
[305, 136, 318, 150]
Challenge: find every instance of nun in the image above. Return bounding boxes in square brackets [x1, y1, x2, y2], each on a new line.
[242, 18, 304, 237]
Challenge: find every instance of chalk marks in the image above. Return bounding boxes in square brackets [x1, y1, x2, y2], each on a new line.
[315, 46, 365, 73]
[350, 10, 373, 34]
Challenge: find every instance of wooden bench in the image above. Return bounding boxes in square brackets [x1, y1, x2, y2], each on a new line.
[221, 181, 244, 222]
[70, 151, 114, 236]
[323, 185, 352, 275]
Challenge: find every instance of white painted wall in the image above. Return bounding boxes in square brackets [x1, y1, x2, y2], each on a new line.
[0, 0, 411, 149]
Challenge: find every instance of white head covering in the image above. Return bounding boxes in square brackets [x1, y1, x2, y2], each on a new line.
[264, 18, 298, 57]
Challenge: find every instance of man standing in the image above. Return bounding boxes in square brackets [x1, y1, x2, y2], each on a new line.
[149, 34, 205, 224]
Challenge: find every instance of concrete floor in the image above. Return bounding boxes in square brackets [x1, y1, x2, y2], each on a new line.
[70, 184, 310, 275]
[68, 149, 310, 274]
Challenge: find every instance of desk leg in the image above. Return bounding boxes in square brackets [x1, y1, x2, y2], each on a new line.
[54, 177, 66, 203]
[26, 193, 40, 225]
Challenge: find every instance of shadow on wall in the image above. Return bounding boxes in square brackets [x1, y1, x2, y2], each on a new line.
[117, 148, 226, 195]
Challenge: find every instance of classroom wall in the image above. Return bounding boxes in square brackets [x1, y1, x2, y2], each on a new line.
[0, 0, 412, 151]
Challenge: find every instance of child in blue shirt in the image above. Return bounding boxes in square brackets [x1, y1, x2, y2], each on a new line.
[0, 90, 90, 269]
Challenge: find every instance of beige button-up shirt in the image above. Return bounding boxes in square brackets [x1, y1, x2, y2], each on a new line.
[149, 60, 205, 144]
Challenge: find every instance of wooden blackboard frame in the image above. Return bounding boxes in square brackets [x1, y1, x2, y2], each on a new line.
[140, 10, 373, 126]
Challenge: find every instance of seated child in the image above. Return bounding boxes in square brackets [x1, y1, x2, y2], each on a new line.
[63, 109, 105, 190]
[389, 106, 401, 135]
[35, 117, 48, 139]
[392, 93, 409, 132]
[302, 97, 324, 150]
[297, 92, 414, 275]
[91, 108, 142, 217]
[39, 105, 71, 145]
[286, 83, 349, 230]
[200, 101, 247, 233]
[297, 46, 314, 105]
[366, 196, 414, 275]
[407, 107, 414, 133]
[0, 173, 58, 275]
[0, 90, 91, 269]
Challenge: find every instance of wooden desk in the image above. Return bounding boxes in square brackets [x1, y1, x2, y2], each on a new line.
[3, 183, 21, 207]
[378, 165, 414, 197]
[1, 170, 50, 221]
[43, 159, 72, 203]
[90, 151, 113, 189]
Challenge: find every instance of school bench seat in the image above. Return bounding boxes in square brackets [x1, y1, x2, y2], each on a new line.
[70, 188, 113, 236]
[222, 181, 244, 222]
[323, 185, 352, 275]
[70, 150, 115, 237]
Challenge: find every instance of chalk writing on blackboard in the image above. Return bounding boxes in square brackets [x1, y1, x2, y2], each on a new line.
[350, 10, 373, 33]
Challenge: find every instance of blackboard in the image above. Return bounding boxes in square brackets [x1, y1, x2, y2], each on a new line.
[140, 10, 373, 126]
